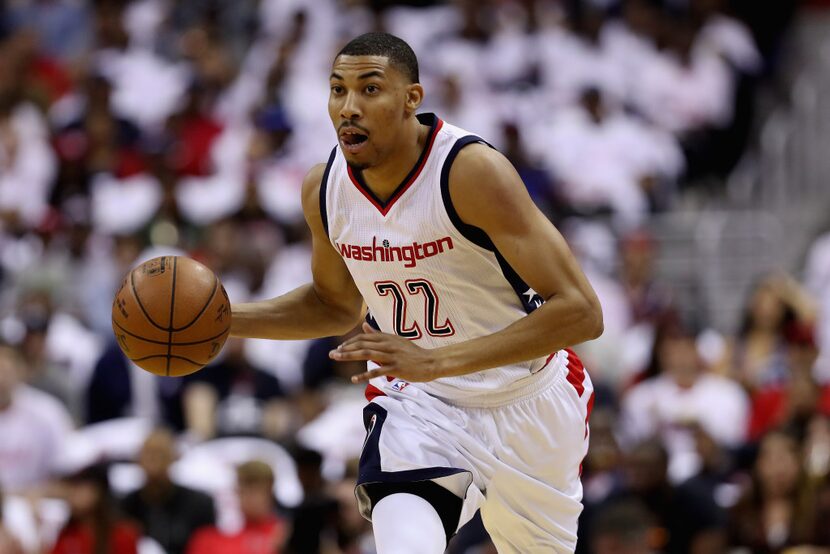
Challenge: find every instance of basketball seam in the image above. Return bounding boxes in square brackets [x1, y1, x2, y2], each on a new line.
[173, 275, 219, 331]
[129, 354, 203, 366]
[112, 320, 230, 346]
[166, 257, 178, 377]
[130, 268, 170, 332]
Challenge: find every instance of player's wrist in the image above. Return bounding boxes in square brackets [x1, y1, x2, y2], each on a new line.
[428, 346, 463, 380]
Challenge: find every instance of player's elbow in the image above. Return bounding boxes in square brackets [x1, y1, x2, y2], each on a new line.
[580, 294, 604, 341]
[326, 304, 364, 335]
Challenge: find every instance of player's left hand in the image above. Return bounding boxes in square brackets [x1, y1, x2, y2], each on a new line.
[330, 323, 442, 383]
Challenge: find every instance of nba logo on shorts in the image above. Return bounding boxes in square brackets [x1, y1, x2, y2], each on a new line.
[391, 380, 410, 392]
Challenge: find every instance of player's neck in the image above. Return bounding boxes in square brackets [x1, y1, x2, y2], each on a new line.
[360, 118, 429, 202]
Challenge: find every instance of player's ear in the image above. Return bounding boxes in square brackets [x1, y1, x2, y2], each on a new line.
[404, 83, 424, 115]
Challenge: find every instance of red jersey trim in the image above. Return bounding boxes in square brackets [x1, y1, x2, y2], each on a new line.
[365, 384, 386, 402]
[347, 117, 443, 217]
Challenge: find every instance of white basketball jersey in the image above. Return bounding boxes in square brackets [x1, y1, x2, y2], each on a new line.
[322, 113, 563, 403]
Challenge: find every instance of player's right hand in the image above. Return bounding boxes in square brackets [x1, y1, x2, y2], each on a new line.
[330, 323, 444, 383]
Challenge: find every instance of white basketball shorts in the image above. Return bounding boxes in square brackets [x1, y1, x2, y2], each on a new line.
[355, 348, 594, 554]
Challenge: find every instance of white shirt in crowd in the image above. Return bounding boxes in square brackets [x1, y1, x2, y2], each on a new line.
[630, 46, 734, 134]
[0, 385, 73, 493]
[527, 106, 683, 225]
[0, 103, 57, 228]
[621, 373, 749, 482]
[538, 27, 628, 105]
[694, 14, 762, 75]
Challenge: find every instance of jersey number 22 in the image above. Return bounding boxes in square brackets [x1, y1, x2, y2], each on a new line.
[374, 280, 455, 339]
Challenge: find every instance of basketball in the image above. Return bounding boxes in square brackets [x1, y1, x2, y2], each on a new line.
[111, 256, 231, 377]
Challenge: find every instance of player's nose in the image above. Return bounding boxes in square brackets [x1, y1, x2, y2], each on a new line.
[340, 92, 362, 120]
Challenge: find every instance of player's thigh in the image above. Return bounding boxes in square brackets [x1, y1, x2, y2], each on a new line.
[480, 471, 583, 554]
[481, 363, 594, 552]
[492, 366, 593, 494]
[356, 392, 491, 533]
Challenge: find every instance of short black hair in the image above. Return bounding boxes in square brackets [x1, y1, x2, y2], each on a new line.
[336, 32, 419, 83]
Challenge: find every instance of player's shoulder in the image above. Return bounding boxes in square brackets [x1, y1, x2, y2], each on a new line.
[449, 141, 518, 195]
[300, 158, 334, 219]
[301, 163, 328, 201]
[447, 140, 530, 227]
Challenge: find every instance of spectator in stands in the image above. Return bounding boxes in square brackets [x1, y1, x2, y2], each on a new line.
[630, 12, 734, 140]
[747, 324, 830, 440]
[576, 406, 626, 554]
[121, 428, 215, 554]
[249, 106, 312, 226]
[84, 340, 136, 425]
[621, 315, 748, 482]
[620, 230, 674, 328]
[0, 88, 57, 230]
[330, 464, 373, 554]
[0, 345, 72, 494]
[18, 313, 74, 412]
[1, 30, 72, 108]
[590, 500, 655, 554]
[681, 422, 739, 506]
[592, 440, 726, 554]
[716, 274, 817, 389]
[284, 446, 338, 554]
[532, 87, 683, 224]
[51, 464, 140, 554]
[65, 73, 163, 238]
[182, 338, 286, 441]
[728, 430, 830, 552]
[500, 121, 556, 215]
[185, 461, 288, 554]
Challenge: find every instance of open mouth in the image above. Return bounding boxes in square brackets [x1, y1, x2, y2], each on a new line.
[340, 129, 369, 154]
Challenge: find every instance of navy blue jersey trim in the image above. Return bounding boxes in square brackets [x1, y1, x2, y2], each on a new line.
[439, 136, 544, 313]
[494, 250, 545, 313]
[319, 147, 337, 237]
[439, 135, 495, 250]
[357, 402, 469, 485]
[355, 400, 469, 540]
[360, 481, 463, 543]
[348, 113, 440, 210]
[365, 312, 380, 330]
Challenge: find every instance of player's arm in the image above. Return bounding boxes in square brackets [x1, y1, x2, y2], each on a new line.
[335, 144, 603, 382]
[230, 164, 366, 340]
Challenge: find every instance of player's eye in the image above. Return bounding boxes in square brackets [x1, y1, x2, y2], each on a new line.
[365, 84, 379, 94]
[331, 85, 344, 94]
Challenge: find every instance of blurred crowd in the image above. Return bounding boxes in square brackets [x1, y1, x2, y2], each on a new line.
[0, 0, 828, 553]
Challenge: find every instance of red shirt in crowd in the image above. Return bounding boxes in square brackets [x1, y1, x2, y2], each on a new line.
[748, 384, 830, 440]
[185, 516, 287, 554]
[50, 521, 139, 554]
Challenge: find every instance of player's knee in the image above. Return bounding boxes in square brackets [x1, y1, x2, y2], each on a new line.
[372, 493, 447, 554]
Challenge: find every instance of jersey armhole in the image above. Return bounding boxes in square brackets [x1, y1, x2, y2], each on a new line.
[319, 147, 338, 237]
[439, 136, 496, 251]
[439, 135, 546, 315]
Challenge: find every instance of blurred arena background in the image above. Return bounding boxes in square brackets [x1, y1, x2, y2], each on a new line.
[1, 0, 830, 552]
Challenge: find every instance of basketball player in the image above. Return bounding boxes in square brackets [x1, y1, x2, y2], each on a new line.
[231, 33, 603, 553]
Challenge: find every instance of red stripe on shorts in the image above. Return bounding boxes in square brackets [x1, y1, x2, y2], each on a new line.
[585, 390, 595, 438]
[364, 384, 386, 402]
[579, 391, 596, 476]
[565, 348, 586, 397]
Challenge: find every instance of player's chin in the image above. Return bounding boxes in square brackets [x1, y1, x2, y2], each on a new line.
[340, 140, 372, 166]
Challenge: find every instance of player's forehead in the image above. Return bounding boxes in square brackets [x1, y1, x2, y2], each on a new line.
[331, 54, 398, 80]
